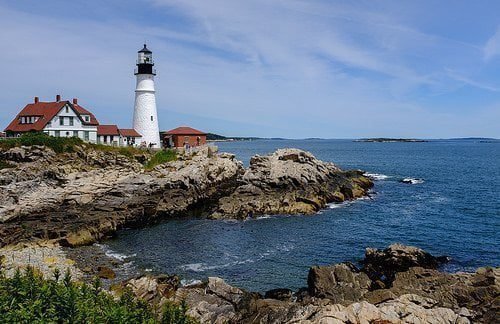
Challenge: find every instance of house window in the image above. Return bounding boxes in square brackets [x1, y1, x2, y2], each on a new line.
[55, 131, 60, 137]
[69, 117, 74, 126]
[104, 136, 107, 143]
[66, 131, 70, 137]
[47, 121, 52, 127]
[84, 116, 90, 122]
[20, 117, 25, 124]
[59, 117, 64, 126]
[65, 106, 69, 113]
[151, 116, 153, 121]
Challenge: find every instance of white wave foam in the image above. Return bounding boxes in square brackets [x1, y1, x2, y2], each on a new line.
[180, 263, 209, 272]
[181, 279, 203, 287]
[364, 172, 390, 180]
[95, 244, 136, 261]
[401, 178, 424, 184]
[179, 243, 295, 273]
[327, 202, 349, 209]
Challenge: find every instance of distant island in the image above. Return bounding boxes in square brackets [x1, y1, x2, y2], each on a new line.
[355, 138, 428, 143]
[206, 133, 260, 141]
[207, 133, 286, 141]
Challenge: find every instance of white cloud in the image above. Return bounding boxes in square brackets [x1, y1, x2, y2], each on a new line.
[484, 26, 500, 61]
[0, 1, 498, 138]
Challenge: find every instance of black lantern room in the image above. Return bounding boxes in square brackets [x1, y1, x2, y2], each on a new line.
[135, 44, 156, 75]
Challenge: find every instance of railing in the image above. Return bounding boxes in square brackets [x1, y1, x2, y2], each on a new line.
[134, 67, 157, 75]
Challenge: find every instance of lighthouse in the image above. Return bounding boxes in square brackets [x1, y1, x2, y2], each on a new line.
[133, 44, 160, 147]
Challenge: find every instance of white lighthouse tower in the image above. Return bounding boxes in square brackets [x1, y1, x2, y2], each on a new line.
[133, 44, 160, 147]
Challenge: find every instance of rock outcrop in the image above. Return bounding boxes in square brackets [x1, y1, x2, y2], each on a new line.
[362, 243, 450, 286]
[0, 145, 243, 247]
[123, 244, 497, 323]
[0, 146, 371, 247]
[212, 149, 373, 219]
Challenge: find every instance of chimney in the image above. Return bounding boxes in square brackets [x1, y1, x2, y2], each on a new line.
[72, 98, 78, 105]
[56, 94, 61, 102]
[34, 96, 39, 103]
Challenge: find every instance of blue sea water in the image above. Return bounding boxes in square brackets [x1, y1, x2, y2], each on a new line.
[105, 139, 500, 292]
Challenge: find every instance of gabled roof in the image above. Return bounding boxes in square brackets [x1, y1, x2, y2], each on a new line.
[73, 104, 99, 126]
[4, 99, 100, 133]
[164, 126, 207, 136]
[119, 129, 141, 137]
[97, 125, 120, 136]
[5, 101, 66, 133]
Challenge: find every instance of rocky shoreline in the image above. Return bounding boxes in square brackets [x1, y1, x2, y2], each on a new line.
[1, 240, 498, 323]
[0, 145, 372, 247]
[0, 144, 498, 322]
[2, 242, 497, 323]
[122, 244, 499, 323]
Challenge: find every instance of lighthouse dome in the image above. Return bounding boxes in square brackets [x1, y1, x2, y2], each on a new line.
[138, 44, 152, 54]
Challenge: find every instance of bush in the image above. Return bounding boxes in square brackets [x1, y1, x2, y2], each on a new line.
[0, 267, 196, 324]
[0, 132, 83, 153]
[145, 150, 177, 170]
[0, 133, 145, 159]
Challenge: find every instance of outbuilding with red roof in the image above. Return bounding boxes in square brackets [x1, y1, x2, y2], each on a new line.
[162, 126, 207, 148]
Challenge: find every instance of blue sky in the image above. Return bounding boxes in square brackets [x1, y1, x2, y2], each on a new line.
[0, 0, 499, 138]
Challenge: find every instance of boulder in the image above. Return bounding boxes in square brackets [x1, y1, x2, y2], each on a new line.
[264, 288, 294, 301]
[96, 266, 116, 279]
[308, 263, 372, 304]
[362, 243, 449, 285]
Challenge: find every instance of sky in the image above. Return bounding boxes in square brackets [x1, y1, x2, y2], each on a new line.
[0, 0, 499, 139]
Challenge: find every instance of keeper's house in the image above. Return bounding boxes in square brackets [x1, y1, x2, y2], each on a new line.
[4, 95, 141, 147]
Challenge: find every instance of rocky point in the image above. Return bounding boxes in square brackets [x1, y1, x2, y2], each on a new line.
[0, 145, 372, 247]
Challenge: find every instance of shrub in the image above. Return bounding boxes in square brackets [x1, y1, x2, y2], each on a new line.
[0, 133, 145, 159]
[0, 132, 83, 153]
[145, 150, 177, 170]
[0, 267, 196, 323]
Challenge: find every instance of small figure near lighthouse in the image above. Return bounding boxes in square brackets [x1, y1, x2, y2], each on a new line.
[133, 44, 161, 148]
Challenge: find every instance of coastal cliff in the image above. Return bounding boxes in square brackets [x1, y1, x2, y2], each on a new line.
[0, 143, 372, 247]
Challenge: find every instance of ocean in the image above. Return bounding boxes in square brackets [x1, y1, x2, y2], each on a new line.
[104, 139, 500, 292]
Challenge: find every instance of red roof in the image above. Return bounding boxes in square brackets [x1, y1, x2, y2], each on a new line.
[97, 125, 120, 136]
[73, 104, 99, 126]
[5, 101, 66, 133]
[165, 126, 207, 135]
[119, 129, 141, 137]
[4, 99, 100, 133]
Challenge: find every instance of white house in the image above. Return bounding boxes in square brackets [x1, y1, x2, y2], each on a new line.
[4, 95, 142, 146]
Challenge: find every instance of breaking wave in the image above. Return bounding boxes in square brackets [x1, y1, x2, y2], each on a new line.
[96, 243, 136, 262]
[401, 178, 424, 184]
[364, 172, 390, 180]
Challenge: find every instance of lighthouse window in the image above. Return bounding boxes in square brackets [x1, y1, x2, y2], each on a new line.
[151, 116, 154, 121]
